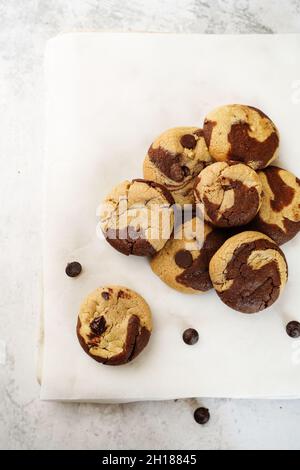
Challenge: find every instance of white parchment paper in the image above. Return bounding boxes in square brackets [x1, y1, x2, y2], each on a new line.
[41, 33, 300, 402]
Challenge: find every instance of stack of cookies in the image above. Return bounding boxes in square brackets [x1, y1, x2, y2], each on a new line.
[77, 104, 300, 366]
[100, 103, 300, 315]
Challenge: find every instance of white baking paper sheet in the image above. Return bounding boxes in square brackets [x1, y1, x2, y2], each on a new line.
[41, 33, 300, 402]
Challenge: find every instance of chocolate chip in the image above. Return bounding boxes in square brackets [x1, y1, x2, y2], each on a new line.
[286, 321, 300, 338]
[170, 163, 184, 182]
[175, 250, 193, 268]
[90, 316, 107, 336]
[183, 328, 199, 345]
[101, 292, 110, 300]
[65, 261, 82, 277]
[194, 407, 210, 425]
[180, 134, 197, 149]
[182, 165, 190, 177]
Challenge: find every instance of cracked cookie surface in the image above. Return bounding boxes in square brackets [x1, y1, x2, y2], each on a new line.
[100, 179, 174, 256]
[250, 166, 300, 245]
[203, 105, 279, 170]
[77, 286, 152, 365]
[209, 231, 288, 314]
[143, 127, 212, 205]
[194, 161, 263, 227]
[150, 216, 226, 293]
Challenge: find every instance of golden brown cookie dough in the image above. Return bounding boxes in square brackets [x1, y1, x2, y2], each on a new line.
[77, 286, 152, 365]
[100, 179, 174, 256]
[250, 166, 300, 245]
[203, 105, 279, 170]
[150, 216, 226, 293]
[194, 161, 263, 227]
[143, 127, 212, 205]
[209, 231, 288, 314]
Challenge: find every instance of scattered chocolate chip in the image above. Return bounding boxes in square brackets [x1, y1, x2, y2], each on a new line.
[90, 316, 107, 336]
[175, 250, 193, 269]
[194, 407, 210, 425]
[65, 261, 82, 277]
[286, 321, 300, 338]
[182, 165, 190, 177]
[101, 292, 110, 300]
[180, 134, 197, 149]
[183, 328, 199, 345]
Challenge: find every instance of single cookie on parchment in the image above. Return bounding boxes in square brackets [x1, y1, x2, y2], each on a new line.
[203, 104, 279, 170]
[150, 216, 226, 294]
[77, 286, 152, 365]
[143, 127, 212, 205]
[194, 161, 263, 227]
[100, 179, 174, 256]
[250, 166, 300, 245]
[209, 231, 288, 314]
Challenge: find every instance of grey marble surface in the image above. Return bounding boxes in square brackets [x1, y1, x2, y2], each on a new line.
[1, 0, 300, 450]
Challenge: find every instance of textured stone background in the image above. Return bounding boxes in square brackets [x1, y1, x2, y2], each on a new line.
[1, 0, 300, 450]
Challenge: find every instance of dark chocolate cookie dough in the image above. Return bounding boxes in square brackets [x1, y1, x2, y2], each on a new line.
[100, 179, 174, 256]
[150, 216, 226, 294]
[209, 231, 288, 314]
[250, 166, 300, 245]
[203, 105, 279, 170]
[77, 286, 152, 365]
[143, 127, 212, 205]
[194, 161, 263, 227]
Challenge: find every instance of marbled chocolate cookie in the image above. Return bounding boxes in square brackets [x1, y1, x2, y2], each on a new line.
[150, 216, 226, 293]
[203, 105, 279, 170]
[250, 166, 300, 245]
[209, 231, 288, 314]
[100, 179, 174, 256]
[194, 161, 263, 227]
[143, 127, 212, 205]
[77, 286, 152, 365]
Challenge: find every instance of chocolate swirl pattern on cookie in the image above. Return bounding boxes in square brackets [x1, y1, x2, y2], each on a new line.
[150, 217, 226, 294]
[143, 127, 212, 205]
[194, 161, 263, 227]
[250, 166, 300, 245]
[203, 105, 279, 170]
[209, 231, 288, 314]
[100, 179, 174, 257]
[77, 286, 152, 365]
